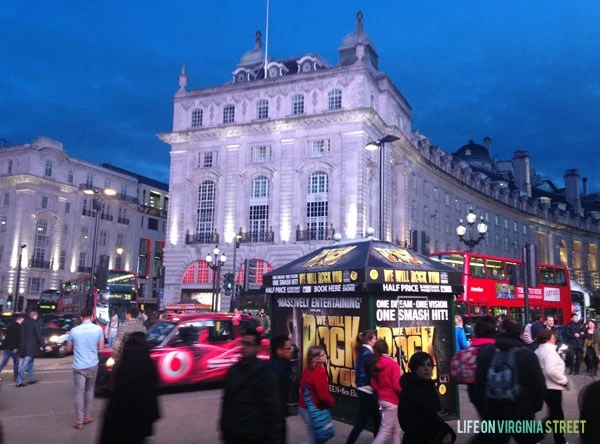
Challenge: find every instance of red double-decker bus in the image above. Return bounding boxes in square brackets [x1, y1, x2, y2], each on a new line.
[57, 269, 139, 324]
[430, 251, 571, 325]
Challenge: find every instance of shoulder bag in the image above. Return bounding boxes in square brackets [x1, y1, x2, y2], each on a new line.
[303, 385, 334, 443]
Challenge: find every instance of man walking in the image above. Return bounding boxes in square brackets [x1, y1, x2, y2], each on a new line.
[256, 308, 271, 336]
[66, 307, 104, 430]
[16, 311, 45, 387]
[268, 334, 294, 444]
[0, 314, 24, 382]
[565, 312, 584, 375]
[111, 307, 146, 361]
[220, 327, 282, 443]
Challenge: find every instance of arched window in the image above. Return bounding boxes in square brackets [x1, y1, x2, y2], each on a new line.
[249, 176, 269, 241]
[306, 171, 329, 240]
[191, 108, 203, 128]
[327, 89, 342, 110]
[223, 104, 235, 124]
[45, 160, 53, 177]
[196, 181, 215, 243]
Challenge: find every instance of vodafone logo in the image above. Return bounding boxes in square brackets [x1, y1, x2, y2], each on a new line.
[160, 351, 192, 382]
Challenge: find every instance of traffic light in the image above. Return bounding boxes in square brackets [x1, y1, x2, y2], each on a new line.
[224, 273, 234, 291]
[6, 295, 13, 309]
[95, 254, 110, 290]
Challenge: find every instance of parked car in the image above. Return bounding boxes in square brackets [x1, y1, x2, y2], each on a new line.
[38, 314, 77, 358]
[95, 312, 269, 394]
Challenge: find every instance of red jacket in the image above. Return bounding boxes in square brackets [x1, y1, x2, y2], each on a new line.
[298, 365, 334, 409]
[371, 355, 402, 405]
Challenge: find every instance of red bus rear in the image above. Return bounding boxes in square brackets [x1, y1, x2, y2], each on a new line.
[430, 251, 571, 325]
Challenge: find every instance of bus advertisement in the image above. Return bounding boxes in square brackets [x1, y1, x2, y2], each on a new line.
[430, 251, 572, 325]
[37, 289, 60, 314]
[57, 270, 139, 324]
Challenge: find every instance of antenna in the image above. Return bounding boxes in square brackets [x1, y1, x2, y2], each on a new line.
[264, 0, 270, 76]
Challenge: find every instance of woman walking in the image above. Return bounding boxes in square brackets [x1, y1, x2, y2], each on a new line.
[583, 319, 600, 376]
[298, 345, 334, 444]
[347, 330, 380, 444]
[535, 329, 568, 444]
[371, 339, 402, 444]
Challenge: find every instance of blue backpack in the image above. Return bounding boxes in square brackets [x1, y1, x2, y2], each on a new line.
[484, 347, 520, 402]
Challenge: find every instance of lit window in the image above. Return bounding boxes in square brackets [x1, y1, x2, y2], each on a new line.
[327, 89, 342, 110]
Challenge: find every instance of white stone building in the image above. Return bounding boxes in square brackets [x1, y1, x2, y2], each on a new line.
[160, 13, 600, 310]
[0, 137, 168, 311]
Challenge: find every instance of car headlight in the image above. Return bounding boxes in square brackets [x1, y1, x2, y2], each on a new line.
[106, 357, 115, 368]
[49, 335, 60, 343]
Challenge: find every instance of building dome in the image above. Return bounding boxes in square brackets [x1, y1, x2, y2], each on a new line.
[454, 139, 491, 161]
[339, 11, 376, 51]
[237, 30, 266, 68]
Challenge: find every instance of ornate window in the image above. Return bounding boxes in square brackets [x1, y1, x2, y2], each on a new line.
[256, 99, 269, 120]
[45, 160, 53, 177]
[251, 145, 272, 163]
[306, 171, 329, 240]
[327, 89, 342, 110]
[223, 105, 235, 124]
[196, 181, 216, 241]
[291, 94, 304, 115]
[191, 108, 203, 128]
[308, 139, 330, 157]
[249, 176, 269, 241]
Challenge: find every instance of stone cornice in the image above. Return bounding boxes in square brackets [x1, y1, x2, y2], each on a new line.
[0, 174, 79, 194]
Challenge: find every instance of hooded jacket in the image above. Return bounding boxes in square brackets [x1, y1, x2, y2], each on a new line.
[371, 355, 401, 405]
[473, 333, 546, 419]
[354, 344, 374, 394]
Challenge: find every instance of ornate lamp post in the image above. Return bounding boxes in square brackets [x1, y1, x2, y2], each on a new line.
[365, 135, 400, 241]
[15, 243, 26, 311]
[206, 245, 227, 311]
[456, 208, 488, 252]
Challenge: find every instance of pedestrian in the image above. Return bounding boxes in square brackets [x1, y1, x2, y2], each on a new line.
[0, 314, 24, 382]
[66, 306, 104, 430]
[371, 339, 402, 444]
[578, 380, 600, 444]
[455, 315, 469, 352]
[535, 329, 569, 444]
[565, 312, 584, 375]
[257, 308, 271, 335]
[16, 311, 46, 387]
[298, 345, 335, 444]
[268, 334, 294, 444]
[111, 307, 146, 361]
[398, 351, 456, 444]
[543, 315, 563, 348]
[583, 319, 600, 376]
[99, 331, 160, 444]
[220, 327, 282, 444]
[473, 318, 546, 444]
[347, 330, 380, 444]
[106, 314, 119, 348]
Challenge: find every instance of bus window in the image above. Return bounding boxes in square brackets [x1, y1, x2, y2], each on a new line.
[486, 259, 505, 280]
[469, 257, 485, 278]
[540, 267, 555, 284]
[555, 269, 567, 285]
[506, 262, 522, 286]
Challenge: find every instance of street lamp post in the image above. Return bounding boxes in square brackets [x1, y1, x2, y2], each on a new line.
[456, 208, 488, 252]
[84, 187, 116, 309]
[206, 245, 227, 312]
[231, 235, 241, 311]
[365, 135, 400, 241]
[15, 243, 26, 311]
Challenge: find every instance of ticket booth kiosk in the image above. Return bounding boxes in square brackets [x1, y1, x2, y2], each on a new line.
[263, 238, 463, 422]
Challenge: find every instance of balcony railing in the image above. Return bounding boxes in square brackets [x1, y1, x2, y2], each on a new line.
[185, 231, 219, 245]
[239, 229, 274, 244]
[296, 225, 336, 241]
[29, 259, 53, 270]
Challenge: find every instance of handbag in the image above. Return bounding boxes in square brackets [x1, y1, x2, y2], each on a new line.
[303, 385, 335, 443]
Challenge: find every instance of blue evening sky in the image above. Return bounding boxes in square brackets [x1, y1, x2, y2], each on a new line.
[1, 1, 599, 189]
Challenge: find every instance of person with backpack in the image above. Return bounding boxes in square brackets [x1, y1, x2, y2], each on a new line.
[473, 318, 546, 444]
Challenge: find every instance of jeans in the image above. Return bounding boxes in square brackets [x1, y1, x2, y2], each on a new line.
[16, 355, 35, 385]
[373, 401, 401, 444]
[347, 390, 380, 444]
[73, 365, 98, 424]
[0, 349, 20, 378]
[298, 406, 316, 444]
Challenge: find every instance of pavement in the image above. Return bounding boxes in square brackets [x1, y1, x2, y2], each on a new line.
[1, 358, 595, 444]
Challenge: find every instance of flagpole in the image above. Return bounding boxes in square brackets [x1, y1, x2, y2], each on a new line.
[264, 0, 270, 75]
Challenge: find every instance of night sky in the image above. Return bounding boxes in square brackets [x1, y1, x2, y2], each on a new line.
[2, 1, 599, 189]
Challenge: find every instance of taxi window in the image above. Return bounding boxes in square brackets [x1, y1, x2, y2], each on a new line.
[208, 320, 232, 342]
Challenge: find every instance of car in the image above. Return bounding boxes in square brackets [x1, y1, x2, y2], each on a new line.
[41, 326, 70, 358]
[95, 312, 269, 394]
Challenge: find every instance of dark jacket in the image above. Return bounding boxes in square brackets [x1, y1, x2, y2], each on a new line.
[19, 318, 44, 357]
[267, 355, 291, 417]
[99, 332, 160, 444]
[1, 322, 21, 350]
[566, 320, 585, 349]
[472, 334, 546, 420]
[398, 372, 454, 444]
[220, 357, 282, 443]
[354, 344, 374, 388]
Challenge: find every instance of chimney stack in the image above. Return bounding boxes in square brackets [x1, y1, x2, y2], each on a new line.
[513, 151, 531, 197]
[564, 169, 581, 209]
